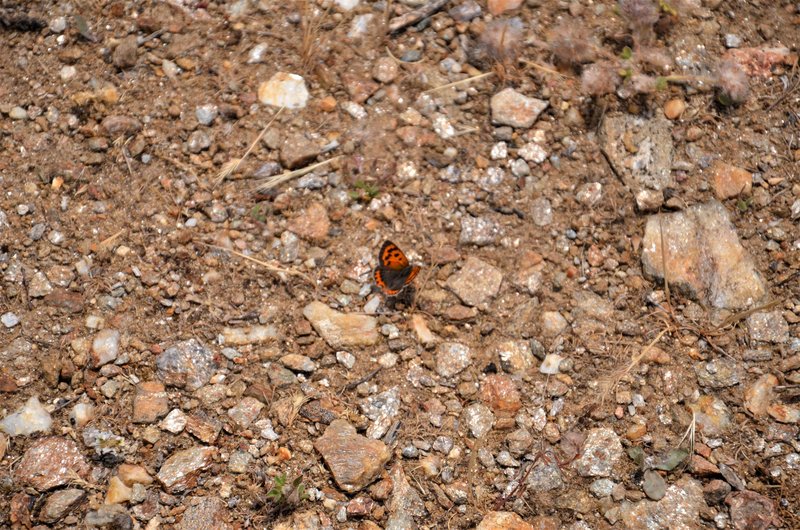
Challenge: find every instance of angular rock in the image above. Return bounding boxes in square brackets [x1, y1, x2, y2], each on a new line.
[314, 419, 390, 493]
[711, 161, 752, 199]
[132, 381, 169, 423]
[600, 114, 673, 192]
[287, 202, 330, 243]
[476, 511, 536, 530]
[302, 301, 379, 349]
[492, 340, 534, 374]
[0, 395, 52, 436]
[746, 311, 789, 343]
[258, 72, 309, 109]
[176, 497, 233, 530]
[480, 374, 522, 413]
[490, 88, 548, 128]
[641, 200, 766, 309]
[744, 374, 778, 417]
[156, 339, 218, 391]
[91, 329, 120, 368]
[573, 428, 623, 477]
[435, 342, 472, 378]
[463, 403, 494, 438]
[619, 477, 705, 530]
[280, 133, 323, 169]
[227, 396, 264, 429]
[459, 215, 502, 246]
[157, 446, 217, 493]
[386, 463, 427, 527]
[446, 257, 503, 307]
[726, 490, 781, 530]
[40, 488, 86, 523]
[688, 395, 732, 436]
[15, 436, 91, 490]
[360, 387, 400, 439]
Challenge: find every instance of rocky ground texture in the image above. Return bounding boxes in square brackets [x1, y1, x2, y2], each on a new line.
[1, 0, 799, 529]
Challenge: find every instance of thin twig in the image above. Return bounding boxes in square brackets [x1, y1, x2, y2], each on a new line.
[253, 156, 342, 192]
[519, 59, 570, 79]
[423, 72, 494, 93]
[388, 0, 451, 34]
[197, 241, 316, 287]
[215, 106, 285, 187]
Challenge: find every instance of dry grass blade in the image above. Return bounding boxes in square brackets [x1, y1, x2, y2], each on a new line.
[254, 155, 342, 192]
[197, 241, 316, 287]
[519, 59, 571, 79]
[214, 106, 284, 187]
[423, 72, 495, 94]
[286, 392, 311, 429]
[600, 327, 669, 406]
[300, 1, 331, 72]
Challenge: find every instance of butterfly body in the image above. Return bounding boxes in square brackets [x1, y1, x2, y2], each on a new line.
[374, 240, 420, 296]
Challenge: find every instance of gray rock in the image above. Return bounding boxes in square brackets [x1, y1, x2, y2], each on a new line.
[40, 488, 85, 523]
[446, 257, 503, 307]
[195, 104, 218, 125]
[156, 339, 218, 391]
[600, 114, 673, 192]
[747, 311, 789, 343]
[1, 312, 19, 328]
[642, 200, 766, 309]
[360, 387, 401, 439]
[435, 342, 472, 378]
[694, 358, 743, 388]
[449, 0, 481, 21]
[530, 197, 553, 226]
[463, 403, 494, 438]
[643, 470, 667, 500]
[619, 477, 704, 530]
[187, 130, 212, 153]
[574, 428, 623, 477]
[459, 215, 502, 246]
[491, 88, 548, 128]
[176, 497, 233, 530]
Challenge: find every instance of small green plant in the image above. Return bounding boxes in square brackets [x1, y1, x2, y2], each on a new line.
[266, 473, 308, 510]
[736, 196, 753, 213]
[250, 202, 268, 222]
[349, 180, 380, 202]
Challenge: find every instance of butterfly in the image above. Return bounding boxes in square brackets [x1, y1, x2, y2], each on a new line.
[373, 240, 421, 296]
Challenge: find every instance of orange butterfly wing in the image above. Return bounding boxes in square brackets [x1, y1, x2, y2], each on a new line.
[379, 241, 410, 269]
[374, 241, 420, 295]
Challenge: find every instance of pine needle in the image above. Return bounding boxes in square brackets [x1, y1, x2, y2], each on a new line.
[197, 241, 316, 287]
[423, 72, 495, 94]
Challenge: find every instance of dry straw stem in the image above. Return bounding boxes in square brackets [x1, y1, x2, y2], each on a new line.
[254, 155, 342, 192]
[519, 59, 571, 79]
[214, 106, 285, 187]
[423, 71, 495, 93]
[600, 327, 670, 406]
[198, 241, 316, 288]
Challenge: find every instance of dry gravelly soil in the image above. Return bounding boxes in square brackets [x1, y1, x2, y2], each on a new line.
[1, 0, 799, 529]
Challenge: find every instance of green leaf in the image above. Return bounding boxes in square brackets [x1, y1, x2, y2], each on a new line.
[621, 46, 633, 60]
[627, 446, 645, 466]
[653, 448, 689, 471]
[655, 77, 668, 91]
[74, 15, 95, 42]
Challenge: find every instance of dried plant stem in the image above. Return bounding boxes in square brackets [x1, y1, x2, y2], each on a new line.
[198, 241, 315, 287]
[423, 72, 495, 93]
[254, 156, 342, 192]
[215, 106, 285, 187]
[519, 59, 570, 79]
